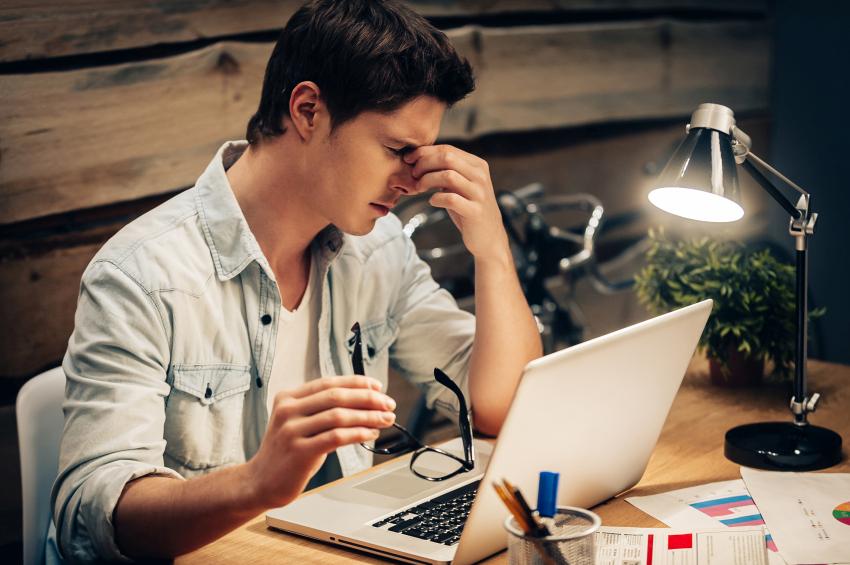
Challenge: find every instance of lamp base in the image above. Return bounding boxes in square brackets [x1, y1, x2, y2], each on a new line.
[725, 421, 842, 471]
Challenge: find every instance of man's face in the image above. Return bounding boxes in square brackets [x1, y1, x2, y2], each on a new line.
[306, 95, 445, 235]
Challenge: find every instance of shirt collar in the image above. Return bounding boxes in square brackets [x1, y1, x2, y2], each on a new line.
[196, 140, 346, 282]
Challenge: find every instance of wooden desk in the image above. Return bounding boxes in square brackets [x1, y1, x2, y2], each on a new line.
[178, 359, 850, 564]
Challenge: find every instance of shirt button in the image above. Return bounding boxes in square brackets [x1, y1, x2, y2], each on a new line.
[256, 377, 263, 388]
[261, 314, 272, 325]
[204, 385, 212, 399]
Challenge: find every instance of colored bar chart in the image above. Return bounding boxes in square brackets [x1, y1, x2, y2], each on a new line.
[626, 479, 782, 559]
[687, 492, 778, 551]
[691, 494, 754, 517]
[690, 494, 765, 527]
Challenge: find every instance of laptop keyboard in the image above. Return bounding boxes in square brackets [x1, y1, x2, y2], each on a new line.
[370, 479, 480, 546]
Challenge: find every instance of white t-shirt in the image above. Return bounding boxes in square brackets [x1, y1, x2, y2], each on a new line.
[266, 256, 322, 415]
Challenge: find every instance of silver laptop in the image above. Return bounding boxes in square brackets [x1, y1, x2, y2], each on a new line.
[266, 299, 712, 564]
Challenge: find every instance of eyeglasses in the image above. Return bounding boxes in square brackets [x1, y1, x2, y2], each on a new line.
[350, 322, 475, 482]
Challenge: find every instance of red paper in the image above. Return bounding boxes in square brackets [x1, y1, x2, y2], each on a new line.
[667, 533, 694, 550]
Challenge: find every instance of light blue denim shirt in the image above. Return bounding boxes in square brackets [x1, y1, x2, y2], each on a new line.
[51, 141, 476, 562]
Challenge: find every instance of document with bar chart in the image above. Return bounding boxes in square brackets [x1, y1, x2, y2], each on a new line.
[625, 480, 785, 565]
[595, 526, 767, 565]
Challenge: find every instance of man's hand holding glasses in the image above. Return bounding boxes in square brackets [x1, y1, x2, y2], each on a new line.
[244, 371, 397, 509]
[351, 322, 475, 482]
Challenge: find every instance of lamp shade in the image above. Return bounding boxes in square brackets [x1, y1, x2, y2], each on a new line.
[649, 126, 744, 222]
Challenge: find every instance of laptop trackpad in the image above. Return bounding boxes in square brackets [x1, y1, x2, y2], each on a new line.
[353, 465, 438, 499]
[350, 439, 490, 503]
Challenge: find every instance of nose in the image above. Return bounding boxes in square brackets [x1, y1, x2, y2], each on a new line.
[390, 162, 417, 195]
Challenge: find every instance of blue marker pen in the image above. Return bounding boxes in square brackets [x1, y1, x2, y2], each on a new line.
[537, 471, 559, 518]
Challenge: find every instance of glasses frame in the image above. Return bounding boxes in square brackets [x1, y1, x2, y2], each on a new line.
[350, 322, 475, 482]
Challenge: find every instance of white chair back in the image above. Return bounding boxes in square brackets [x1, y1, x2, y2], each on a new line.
[16, 367, 65, 565]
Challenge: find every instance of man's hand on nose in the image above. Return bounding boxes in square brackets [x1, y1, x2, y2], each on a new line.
[403, 145, 509, 262]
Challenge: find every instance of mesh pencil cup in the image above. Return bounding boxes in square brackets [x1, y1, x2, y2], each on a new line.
[504, 506, 601, 565]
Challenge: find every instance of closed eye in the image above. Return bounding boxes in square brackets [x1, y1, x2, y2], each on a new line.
[387, 145, 413, 159]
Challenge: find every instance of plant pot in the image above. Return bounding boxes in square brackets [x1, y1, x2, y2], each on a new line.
[708, 350, 765, 387]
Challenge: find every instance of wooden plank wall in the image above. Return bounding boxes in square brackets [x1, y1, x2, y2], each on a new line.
[0, 0, 771, 554]
[1, 19, 770, 224]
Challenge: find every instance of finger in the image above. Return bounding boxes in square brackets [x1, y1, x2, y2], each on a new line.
[291, 407, 396, 437]
[406, 145, 484, 183]
[415, 169, 476, 199]
[404, 144, 483, 171]
[300, 427, 382, 454]
[429, 191, 477, 218]
[286, 375, 382, 400]
[283, 386, 397, 418]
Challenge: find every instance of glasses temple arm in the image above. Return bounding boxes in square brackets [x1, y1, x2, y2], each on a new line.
[351, 322, 365, 375]
[434, 368, 475, 466]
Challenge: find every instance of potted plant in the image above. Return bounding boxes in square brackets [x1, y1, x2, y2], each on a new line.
[634, 227, 823, 386]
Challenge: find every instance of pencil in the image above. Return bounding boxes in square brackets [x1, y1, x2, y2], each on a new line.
[493, 483, 531, 533]
[500, 479, 571, 565]
[492, 483, 558, 565]
[503, 478, 551, 537]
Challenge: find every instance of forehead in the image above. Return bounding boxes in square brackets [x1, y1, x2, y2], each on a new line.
[362, 96, 445, 146]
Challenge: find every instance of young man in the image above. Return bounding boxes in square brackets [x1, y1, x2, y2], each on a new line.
[52, 0, 541, 561]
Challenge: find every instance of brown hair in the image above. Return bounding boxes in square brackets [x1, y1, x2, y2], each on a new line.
[245, 0, 475, 144]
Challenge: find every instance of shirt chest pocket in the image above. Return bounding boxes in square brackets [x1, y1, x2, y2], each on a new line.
[164, 364, 252, 473]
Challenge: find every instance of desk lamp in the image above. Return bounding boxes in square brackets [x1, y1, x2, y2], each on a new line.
[648, 103, 842, 471]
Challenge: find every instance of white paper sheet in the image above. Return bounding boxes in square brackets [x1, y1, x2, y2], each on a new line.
[594, 526, 768, 565]
[741, 467, 850, 565]
[625, 480, 786, 565]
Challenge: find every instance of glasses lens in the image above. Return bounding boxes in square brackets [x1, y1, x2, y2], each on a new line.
[361, 424, 419, 455]
[411, 448, 469, 481]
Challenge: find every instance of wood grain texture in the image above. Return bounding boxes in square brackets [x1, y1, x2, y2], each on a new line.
[464, 19, 769, 137]
[0, 242, 101, 379]
[0, 40, 266, 225]
[176, 357, 850, 564]
[0, 19, 769, 224]
[0, 0, 767, 62]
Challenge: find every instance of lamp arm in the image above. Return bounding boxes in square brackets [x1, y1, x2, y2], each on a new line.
[731, 126, 810, 220]
[730, 126, 821, 423]
[739, 150, 818, 423]
[745, 150, 809, 198]
[739, 158, 804, 220]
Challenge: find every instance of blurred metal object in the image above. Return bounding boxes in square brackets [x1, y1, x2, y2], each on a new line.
[395, 183, 643, 353]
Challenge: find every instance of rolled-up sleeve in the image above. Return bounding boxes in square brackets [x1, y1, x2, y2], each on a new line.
[388, 234, 476, 420]
[52, 259, 183, 562]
